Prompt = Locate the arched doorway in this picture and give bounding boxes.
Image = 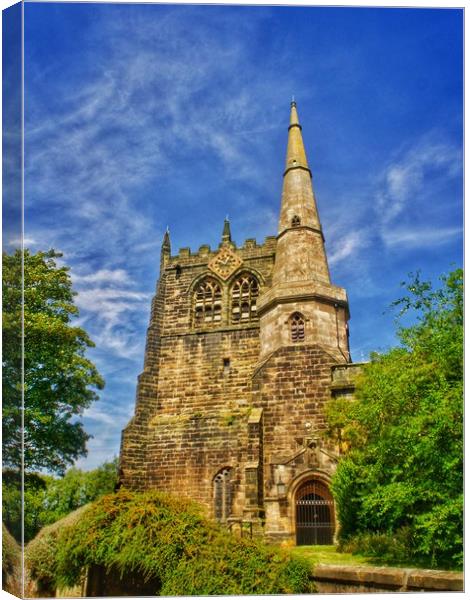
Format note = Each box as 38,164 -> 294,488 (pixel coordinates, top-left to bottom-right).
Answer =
295,479 -> 334,545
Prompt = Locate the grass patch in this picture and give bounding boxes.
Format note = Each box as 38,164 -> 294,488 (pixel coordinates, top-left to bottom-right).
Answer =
289,545 -> 374,568
289,544 -> 463,572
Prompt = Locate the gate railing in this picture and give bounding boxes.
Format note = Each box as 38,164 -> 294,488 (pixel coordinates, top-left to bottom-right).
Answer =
296,482 -> 335,545
226,518 -> 254,538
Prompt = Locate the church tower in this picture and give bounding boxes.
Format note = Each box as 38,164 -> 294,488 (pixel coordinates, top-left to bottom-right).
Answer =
119,102 -> 351,545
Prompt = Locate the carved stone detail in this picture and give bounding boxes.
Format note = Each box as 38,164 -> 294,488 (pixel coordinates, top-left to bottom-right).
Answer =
208,247 -> 243,280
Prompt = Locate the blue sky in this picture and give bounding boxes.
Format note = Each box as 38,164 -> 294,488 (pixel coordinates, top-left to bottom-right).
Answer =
15,3 -> 463,469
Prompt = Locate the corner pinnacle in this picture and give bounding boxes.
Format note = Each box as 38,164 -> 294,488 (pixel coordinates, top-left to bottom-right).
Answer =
222,218 -> 232,243
162,227 -> 171,252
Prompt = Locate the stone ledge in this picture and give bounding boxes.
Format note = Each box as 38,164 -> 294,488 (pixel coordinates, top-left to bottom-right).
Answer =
313,565 -> 403,589
312,564 -> 463,593
407,568 -> 464,591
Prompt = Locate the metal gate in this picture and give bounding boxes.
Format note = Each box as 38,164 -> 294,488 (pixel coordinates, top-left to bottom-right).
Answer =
295,480 -> 334,545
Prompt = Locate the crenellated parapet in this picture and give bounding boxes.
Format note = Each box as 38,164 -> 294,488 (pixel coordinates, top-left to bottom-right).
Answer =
145,232 -> 278,339
168,235 -> 277,266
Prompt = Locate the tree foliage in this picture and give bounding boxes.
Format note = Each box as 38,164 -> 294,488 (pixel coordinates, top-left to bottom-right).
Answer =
2,249 -> 104,473
26,489 -> 313,596
3,459 -> 118,543
325,269 -> 463,569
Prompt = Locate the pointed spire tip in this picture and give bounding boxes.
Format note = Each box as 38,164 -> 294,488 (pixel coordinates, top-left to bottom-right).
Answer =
222,217 -> 232,242
162,227 -> 171,245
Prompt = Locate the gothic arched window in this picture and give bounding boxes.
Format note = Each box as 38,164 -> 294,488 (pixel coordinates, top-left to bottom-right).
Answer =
290,312 -> 305,342
291,215 -> 301,227
231,274 -> 259,323
193,278 -> 222,326
213,467 -> 232,522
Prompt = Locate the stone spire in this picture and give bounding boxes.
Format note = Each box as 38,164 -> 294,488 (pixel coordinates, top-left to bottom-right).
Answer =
256,102 -> 350,361
221,217 -> 232,243
274,101 -> 330,285
284,101 -> 309,175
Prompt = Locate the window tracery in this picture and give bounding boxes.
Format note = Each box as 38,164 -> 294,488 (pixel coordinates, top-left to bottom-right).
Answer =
193,278 -> 222,326
290,312 -> 305,342
231,274 -> 259,323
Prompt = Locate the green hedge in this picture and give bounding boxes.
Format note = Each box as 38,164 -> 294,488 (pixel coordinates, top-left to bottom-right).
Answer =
26,489 -> 313,595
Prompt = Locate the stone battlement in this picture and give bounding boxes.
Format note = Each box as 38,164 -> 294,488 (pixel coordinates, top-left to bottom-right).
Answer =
171,236 -> 277,265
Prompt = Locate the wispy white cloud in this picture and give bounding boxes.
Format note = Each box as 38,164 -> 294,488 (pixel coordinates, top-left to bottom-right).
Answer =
83,403 -> 133,427
376,137 -> 461,225
24,5 -> 293,308
329,230 -> 370,266
322,133 -> 461,287
6,237 -> 38,248
382,226 -> 462,248
74,284 -> 151,359
72,269 -> 132,285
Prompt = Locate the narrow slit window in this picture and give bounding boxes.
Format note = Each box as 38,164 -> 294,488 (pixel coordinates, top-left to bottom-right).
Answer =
291,312 -> 305,342
291,215 -> 301,227
213,467 -> 232,522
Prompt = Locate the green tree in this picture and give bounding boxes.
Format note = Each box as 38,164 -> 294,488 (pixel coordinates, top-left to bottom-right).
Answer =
325,269 -> 463,569
3,459 -> 119,542
2,249 -> 104,474
2,470 -> 48,542
38,458 -> 119,527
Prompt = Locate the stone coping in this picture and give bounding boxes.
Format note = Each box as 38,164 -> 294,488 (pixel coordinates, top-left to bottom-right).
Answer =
312,564 -> 463,592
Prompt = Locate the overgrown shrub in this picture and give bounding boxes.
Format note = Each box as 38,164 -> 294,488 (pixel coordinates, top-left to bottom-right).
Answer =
26,489 -> 313,595
2,522 -> 22,596
339,527 -> 414,566
161,530 -> 311,595
26,505 -> 89,594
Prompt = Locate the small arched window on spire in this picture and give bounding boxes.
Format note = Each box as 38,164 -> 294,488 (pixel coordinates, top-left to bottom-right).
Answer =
213,467 -> 232,522
290,312 -> 305,343
231,274 -> 259,323
291,215 -> 301,227
194,277 -> 222,326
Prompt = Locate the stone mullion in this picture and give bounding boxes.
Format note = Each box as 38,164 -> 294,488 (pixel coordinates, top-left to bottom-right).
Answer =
222,282 -> 230,326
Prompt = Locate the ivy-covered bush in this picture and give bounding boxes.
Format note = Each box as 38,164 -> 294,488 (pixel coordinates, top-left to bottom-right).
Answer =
2,523 -> 22,597
26,505 -> 89,595
26,489 -> 313,595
